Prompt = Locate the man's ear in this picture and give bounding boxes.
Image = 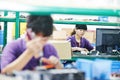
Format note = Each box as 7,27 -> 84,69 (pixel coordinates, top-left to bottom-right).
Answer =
36,33 -> 44,37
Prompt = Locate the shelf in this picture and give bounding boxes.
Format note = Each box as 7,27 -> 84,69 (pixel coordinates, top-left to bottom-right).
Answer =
1,6 -> 120,17
69,52 -> 120,61
61,54 -> 120,61
0,18 -> 120,26
71,55 -> 120,61
54,20 -> 120,26
0,18 -> 26,22
0,18 -> 16,22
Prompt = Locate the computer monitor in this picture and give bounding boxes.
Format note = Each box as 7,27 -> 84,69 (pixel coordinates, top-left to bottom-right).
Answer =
96,28 -> 120,54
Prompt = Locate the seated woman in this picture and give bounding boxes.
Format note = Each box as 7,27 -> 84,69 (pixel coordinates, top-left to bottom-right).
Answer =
67,24 -> 94,54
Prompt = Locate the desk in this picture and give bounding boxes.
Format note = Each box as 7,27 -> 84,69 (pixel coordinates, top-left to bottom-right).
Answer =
62,52 -> 120,61
72,54 -> 120,60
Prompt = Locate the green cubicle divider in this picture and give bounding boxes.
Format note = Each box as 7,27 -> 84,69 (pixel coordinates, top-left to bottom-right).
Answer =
15,12 -> 20,39
3,11 -> 8,47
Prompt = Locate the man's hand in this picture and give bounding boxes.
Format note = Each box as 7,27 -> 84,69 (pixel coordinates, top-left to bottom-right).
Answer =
41,56 -> 63,69
26,37 -> 45,58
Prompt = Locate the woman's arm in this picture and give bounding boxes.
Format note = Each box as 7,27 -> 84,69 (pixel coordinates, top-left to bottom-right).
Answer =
72,47 -> 78,51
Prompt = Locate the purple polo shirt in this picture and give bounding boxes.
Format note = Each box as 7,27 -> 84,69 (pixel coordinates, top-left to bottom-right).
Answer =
67,35 -> 93,51
1,38 -> 58,70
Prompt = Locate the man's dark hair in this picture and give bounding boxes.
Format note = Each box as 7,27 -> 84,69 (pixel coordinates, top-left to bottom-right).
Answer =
27,15 -> 53,37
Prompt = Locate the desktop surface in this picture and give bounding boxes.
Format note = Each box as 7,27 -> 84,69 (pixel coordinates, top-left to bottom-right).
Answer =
72,52 -> 120,61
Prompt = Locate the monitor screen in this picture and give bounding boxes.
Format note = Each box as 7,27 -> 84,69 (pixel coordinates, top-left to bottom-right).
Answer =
96,28 -> 120,54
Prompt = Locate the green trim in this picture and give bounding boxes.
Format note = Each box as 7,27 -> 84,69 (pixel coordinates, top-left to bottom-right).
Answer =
61,52 -> 120,61
3,11 -> 8,47
71,55 -> 120,61
0,4 -> 120,16
0,18 -> 120,26
20,18 -> 26,22
54,20 -> 120,26
15,12 -> 20,39
0,18 -> 16,22
27,6 -> 120,17
61,55 -> 120,61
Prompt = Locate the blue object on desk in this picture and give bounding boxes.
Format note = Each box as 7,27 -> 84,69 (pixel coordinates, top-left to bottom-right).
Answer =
92,59 -> 111,80
76,59 -> 93,80
0,54 -> 1,73
64,64 -> 73,69
0,30 -> 3,45
93,59 -> 120,80
76,59 -> 120,80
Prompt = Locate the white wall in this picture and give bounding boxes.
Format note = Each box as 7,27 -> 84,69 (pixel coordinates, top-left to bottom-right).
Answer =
2,0 -> 119,9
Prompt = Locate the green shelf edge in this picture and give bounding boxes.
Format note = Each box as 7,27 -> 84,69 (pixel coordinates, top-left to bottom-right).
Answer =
0,3 -> 120,16
54,20 -> 120,26
0,18 -> 120,26
15,12 -> 20,39
0,18 -> 16,22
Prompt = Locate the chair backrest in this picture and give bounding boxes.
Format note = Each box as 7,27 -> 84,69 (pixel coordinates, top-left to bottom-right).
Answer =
0,54 -> 1,73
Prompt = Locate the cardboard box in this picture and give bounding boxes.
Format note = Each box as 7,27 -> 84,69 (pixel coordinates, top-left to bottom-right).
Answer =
83,30 -> 96,43
52,29 -> 96,43
52,31 -> 67,40
48,40 -> 71,59
62,28 -> 73,37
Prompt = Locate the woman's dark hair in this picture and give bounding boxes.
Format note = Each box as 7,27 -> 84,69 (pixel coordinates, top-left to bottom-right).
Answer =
27,15 -> 53,37
71,24 -> 87,36
71,29 -> 76,36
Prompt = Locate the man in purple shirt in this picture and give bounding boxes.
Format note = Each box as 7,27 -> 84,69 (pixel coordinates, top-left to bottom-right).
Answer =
1,15 -> 63,74
67,24 -> 93,52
